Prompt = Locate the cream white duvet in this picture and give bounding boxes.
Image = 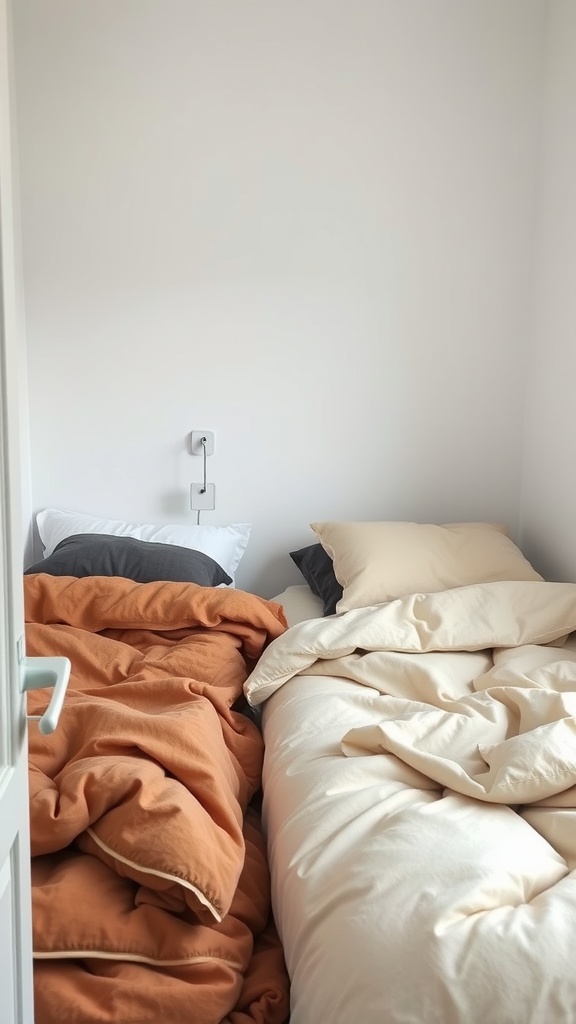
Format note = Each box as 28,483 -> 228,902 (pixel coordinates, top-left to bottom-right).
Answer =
245,581 -> 576,1024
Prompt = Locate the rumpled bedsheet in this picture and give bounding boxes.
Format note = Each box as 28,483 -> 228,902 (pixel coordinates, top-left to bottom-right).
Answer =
245,579 -> 576,1024
25,573 -> 290,1024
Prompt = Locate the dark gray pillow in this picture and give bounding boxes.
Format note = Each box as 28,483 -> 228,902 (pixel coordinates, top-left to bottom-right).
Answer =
24,533 -> 232,587
289,542 -> 343,615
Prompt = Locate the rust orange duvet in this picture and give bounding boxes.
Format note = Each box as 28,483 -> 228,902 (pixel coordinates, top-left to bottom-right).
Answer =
24,573 -> 290,1024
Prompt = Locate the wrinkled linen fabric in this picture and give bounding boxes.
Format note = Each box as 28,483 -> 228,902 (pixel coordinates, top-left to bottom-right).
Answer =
25,573 -> 290,1024
245,580 -> 576,1024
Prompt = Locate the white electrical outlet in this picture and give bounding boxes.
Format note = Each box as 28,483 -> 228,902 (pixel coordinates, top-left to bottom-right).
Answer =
190,482 -> 215,510
190,431 -> 215,456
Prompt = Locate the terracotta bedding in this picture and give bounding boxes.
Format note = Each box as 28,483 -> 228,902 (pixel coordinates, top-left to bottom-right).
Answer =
24,573 -> 290,1024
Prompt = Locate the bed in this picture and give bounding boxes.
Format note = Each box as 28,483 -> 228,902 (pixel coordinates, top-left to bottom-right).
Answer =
24,509 -> 291,1024
246,521 -> 576,1024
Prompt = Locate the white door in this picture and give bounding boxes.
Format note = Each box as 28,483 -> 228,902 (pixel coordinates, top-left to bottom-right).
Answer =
0,3 -> 69,1021
0,0 -> 35,1019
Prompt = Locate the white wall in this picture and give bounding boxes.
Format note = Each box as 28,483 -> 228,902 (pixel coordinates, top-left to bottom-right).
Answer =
520,0 -> 576,582
13,0 -> 546,595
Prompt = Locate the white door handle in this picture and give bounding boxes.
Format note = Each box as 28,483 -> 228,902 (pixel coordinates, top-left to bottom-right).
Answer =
22,656 -> 71,734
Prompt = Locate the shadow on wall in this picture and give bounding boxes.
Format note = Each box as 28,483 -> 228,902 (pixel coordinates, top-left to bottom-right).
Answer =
240,552 -> 302,601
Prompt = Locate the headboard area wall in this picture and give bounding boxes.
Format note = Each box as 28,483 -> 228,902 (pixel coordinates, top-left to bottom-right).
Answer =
13,1 -> 549,596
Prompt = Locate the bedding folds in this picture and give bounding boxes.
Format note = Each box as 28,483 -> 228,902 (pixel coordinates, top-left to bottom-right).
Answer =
24,573 -> 290,1024
245,580 -> 576,1024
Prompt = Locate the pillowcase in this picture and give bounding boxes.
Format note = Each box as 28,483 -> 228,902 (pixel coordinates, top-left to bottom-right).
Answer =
24,533 -> 232,587
35,508 -> 251,581
310,521 -> 543,613
289,542 -> 343,615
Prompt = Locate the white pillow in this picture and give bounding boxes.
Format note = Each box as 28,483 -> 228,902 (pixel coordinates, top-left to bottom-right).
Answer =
311,520 -> 543,612
36,508 -> 251,581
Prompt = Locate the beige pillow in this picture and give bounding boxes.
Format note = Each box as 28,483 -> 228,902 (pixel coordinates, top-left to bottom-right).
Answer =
310,521 -> 543,612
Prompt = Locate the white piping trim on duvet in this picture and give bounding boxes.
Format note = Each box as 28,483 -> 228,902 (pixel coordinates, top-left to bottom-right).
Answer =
85,826 -> 222,922
33,951 -> 243,969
